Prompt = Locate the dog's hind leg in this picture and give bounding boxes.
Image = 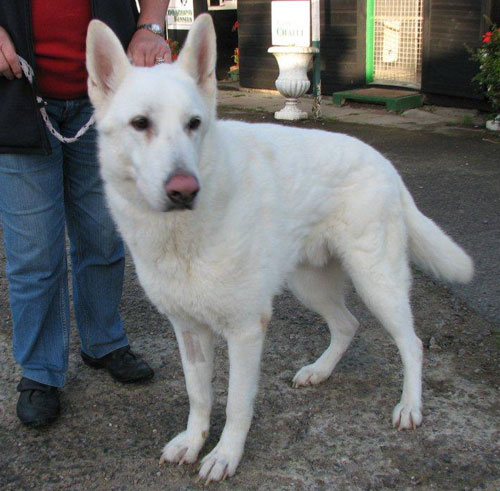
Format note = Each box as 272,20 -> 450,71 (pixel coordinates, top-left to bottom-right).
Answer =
160,317 -> 214,466
342,249 -> 423,430
288,261 -> 359,388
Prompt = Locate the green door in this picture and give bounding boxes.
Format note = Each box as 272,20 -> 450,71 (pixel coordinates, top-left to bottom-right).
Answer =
366,0 -> 424,89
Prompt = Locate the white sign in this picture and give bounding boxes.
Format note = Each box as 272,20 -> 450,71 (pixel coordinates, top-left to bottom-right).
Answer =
382,20 -> 400,63
271,1 -> 310,47
167,0 -> 194,30
207,0 -> 237,10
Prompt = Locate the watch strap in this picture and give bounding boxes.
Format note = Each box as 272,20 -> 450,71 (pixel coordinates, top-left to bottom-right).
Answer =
136,23 -> 165,37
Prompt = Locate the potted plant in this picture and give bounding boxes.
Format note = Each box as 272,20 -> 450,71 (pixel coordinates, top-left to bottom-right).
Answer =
167,38 -> 180,61
470,24 -> 500,130
228,21 -> 239,82
228,47 -> 239,81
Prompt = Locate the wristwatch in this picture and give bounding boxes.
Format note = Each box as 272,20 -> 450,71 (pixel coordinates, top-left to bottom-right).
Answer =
136,23 -> 165,37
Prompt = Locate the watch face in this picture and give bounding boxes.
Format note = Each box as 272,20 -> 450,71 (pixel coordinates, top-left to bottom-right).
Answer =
139,24 -> 164,36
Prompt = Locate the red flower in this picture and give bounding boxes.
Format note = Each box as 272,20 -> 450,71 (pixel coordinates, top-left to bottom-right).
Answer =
172,53 -> 178,61
482,28 -> 500,44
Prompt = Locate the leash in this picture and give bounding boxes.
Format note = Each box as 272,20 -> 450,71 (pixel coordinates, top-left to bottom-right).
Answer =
17,55 -> 95,144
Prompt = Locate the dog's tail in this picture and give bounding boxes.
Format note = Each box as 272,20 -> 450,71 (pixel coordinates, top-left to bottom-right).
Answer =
400,183 -> 473,284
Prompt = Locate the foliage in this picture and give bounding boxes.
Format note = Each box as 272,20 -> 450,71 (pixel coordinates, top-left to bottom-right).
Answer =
470,25 -> 500,112
167,38 -> 180,61
230,21 -> 239,69
232,47 -> 239,67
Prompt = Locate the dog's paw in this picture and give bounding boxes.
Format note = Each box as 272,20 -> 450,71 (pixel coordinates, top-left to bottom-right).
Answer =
197,444 -> 242,484
292,363 -> 331,388
159,430 -> 207,466
392,402 -> 423,430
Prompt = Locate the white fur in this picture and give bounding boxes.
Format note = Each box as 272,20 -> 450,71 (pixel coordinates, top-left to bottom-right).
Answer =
86,15 -> 474,483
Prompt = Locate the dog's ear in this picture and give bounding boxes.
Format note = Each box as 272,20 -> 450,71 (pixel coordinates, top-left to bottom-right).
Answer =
178,14 -> 217,101
86,20 -> 131,115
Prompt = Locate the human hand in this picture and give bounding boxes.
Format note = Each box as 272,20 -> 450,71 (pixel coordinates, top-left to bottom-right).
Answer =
127,29 -> 171,67
0,26 -> 22,79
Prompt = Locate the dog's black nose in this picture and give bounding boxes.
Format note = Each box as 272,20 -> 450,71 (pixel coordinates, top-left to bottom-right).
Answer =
165,171 -> 200,206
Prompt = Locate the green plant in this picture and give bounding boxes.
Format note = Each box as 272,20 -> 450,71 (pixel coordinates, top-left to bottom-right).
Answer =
460,115 -> 471,126
232,47 -> 239,67
470,24 -> 500,112
167,38 -> 180,61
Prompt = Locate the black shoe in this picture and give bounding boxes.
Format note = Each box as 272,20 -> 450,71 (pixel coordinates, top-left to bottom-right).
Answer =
16,377 -> 60,428
81,345 -> 154,384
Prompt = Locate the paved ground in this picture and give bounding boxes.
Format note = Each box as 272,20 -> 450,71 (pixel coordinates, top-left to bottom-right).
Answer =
217,82 -> 488,133
0,93 -> 499,490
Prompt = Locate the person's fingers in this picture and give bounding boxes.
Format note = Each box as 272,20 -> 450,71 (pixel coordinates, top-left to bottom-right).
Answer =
164,49 -> 172,63
144,45 -> 156,67
128,43 -> 148,66
161,44 -> 172,63
148,44 -> 171,66
128,31 -> 150,66
146,40 -> 168,66
0,50 -> 15,80
127,45 -> 144,66
154,49 -> 166,65
3,45 -> 22,78
133,49 -> 147,67
128,30 -> 172,67
0,26 -> 21,79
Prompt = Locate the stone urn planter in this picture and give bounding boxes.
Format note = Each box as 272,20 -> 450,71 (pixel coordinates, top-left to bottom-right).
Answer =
268,46 -> 319,120
486,114 -> 500,131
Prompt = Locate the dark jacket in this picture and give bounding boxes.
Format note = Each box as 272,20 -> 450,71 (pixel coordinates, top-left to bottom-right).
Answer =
0,0 -> 139,155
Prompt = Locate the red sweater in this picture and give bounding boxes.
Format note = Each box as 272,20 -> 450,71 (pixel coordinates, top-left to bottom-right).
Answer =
31,0 -> 92,99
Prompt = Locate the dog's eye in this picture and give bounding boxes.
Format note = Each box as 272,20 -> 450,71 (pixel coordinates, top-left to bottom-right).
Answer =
131,116 -> 150,131
187,116 -> 201,131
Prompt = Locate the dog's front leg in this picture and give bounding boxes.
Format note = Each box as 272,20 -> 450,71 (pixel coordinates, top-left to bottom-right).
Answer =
198,324 -> 265,483
160,317 -> 214,466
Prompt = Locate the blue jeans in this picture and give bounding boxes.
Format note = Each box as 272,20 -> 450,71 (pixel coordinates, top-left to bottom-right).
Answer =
0,98 -> 128,387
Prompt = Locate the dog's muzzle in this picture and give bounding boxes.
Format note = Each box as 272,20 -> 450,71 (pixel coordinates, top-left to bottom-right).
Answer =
165,170 -> 200,210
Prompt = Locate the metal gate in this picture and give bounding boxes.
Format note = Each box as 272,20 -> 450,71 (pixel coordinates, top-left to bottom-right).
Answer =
370,0 -> 424,88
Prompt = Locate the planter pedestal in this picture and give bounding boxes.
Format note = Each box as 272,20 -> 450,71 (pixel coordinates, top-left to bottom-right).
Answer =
486,114 -> 500,131
268,46 -> 319,121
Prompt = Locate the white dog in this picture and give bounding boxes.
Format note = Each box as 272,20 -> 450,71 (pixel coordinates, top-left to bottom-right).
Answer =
86,15 -> 473,483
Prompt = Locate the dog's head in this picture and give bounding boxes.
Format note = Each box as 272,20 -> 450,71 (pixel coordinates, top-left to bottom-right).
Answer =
86,14 -> 217,212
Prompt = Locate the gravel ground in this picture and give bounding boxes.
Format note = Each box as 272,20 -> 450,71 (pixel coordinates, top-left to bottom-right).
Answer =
1,109 -> 499,490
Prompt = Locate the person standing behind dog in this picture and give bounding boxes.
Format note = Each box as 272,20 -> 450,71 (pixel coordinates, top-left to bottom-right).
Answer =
0,0 -> 170,428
